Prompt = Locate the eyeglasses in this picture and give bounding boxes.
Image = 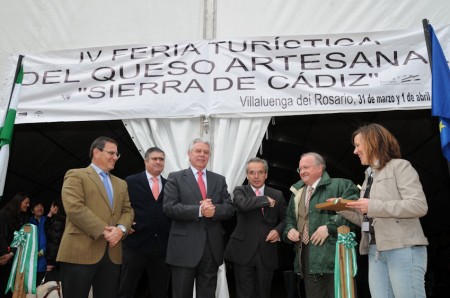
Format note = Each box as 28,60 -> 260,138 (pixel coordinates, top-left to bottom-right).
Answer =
99,149 -> 121,158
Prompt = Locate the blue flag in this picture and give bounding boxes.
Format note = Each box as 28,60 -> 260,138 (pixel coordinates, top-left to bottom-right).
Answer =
429,24 -> 450,161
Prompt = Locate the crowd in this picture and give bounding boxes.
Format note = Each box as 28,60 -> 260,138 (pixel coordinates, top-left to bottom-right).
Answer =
0,123 -> 429,298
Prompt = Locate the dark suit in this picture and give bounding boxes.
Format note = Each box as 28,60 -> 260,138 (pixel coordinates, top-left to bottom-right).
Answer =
57,165 -> 134,298
163,168 -> 234,298
224,185 -> 286,298
119,171 -> 171,298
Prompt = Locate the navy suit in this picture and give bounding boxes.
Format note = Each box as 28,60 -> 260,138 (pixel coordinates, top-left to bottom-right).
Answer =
163,168 -> 234,298
225,185 -> 286,298
119,171 -> 171,298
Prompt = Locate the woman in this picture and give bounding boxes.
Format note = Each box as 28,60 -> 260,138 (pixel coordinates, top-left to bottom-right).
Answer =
342,123 -> 428,298
0,193 -> 30,298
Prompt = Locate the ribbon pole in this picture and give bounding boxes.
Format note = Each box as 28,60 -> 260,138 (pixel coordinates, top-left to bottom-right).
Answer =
5,223 -> 38,296
334,225 -> 358,298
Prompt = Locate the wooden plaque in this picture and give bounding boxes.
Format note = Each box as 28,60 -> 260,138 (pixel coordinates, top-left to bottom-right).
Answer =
315,198 -> 353,211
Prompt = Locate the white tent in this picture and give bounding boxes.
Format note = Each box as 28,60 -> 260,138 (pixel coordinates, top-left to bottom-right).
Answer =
1,0 -> 449,185
1,1 -> 450,296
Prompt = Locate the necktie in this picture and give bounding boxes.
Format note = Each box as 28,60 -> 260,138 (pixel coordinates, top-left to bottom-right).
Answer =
100,171 -> 113,207
255,188 -> 264,215
197,171 -> 207,200
363,173 -> 373,198
151,177 -> 159,200
302,186 -> 314,244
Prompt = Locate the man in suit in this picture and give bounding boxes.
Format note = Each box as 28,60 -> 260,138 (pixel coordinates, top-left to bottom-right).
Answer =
163,138 -> 234,298
119,147 -> 171,298
225,157 -> 286,298
57,136 -> 134,298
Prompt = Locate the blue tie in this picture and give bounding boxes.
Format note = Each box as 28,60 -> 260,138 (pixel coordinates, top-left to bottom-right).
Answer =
100,172 -> 113,207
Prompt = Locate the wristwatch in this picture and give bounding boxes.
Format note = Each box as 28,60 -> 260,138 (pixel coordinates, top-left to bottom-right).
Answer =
116,224 -> 127,239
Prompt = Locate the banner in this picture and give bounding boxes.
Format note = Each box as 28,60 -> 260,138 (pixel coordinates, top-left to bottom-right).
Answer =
1,25 -> 450,124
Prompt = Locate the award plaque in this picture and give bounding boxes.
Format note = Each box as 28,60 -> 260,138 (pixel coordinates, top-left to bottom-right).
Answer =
315,198 -> 353,211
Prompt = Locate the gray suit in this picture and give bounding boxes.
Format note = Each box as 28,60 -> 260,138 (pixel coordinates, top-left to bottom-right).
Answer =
163,168 -> 234,298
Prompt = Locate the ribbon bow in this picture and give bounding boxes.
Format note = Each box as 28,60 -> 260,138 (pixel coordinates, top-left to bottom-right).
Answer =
337,232 -> 357,249
5,223 -> 38,295
334,231 -> 358,298
10,230 -> 27,247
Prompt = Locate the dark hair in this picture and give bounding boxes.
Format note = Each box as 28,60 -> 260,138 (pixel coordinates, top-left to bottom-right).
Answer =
30,200 -> 44,210
144,147 -> 165,159
1,192 -> 30,231
89,136 -> 118,159
352,123 -> 401,170
51,199 -> 66,216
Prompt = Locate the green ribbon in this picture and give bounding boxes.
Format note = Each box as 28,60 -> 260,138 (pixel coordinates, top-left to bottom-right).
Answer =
334,232 -> 358,298
5,223 -> 38,295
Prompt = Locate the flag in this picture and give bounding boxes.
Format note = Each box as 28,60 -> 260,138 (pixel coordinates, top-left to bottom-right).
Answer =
0,61 -> 23,201
429,25 -> 450,161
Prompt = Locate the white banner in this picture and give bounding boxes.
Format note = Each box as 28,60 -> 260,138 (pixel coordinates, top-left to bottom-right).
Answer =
2,25 -> 450,124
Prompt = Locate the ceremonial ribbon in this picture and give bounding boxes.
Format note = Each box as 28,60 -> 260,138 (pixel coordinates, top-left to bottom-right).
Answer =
334,231 -> 358,298
5,223 -> 38,295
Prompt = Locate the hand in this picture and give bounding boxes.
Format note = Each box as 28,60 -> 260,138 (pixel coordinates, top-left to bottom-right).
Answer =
267,197 -> 276,208
310,225 -> 329,246
266,229 -> 280,243
0,253 -> 13,266
47,265 -> 55,271
129,222 -> 136,235
103,226 -> 123,248
200,199 -> 215,218
287,228 -> 300,242
346,198 -> 369,214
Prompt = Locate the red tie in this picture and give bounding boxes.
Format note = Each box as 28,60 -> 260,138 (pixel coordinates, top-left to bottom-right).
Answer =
151,177 -> 159,200
302,186 -> 314,244
197,171 -> 207,200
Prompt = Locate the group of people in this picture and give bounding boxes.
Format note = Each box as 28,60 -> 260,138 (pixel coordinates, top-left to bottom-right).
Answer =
0,123 -> 429,298
0,194 -> 66,298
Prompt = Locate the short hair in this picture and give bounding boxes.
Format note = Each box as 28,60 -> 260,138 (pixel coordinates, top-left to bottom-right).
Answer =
300,152 -> 326,171
30,200 -> 44,210
144,147 -> 165,159
352,123 -> 401,170
89,136 -> 118,159
246,157 -> 269,173
188,138 -> 211,152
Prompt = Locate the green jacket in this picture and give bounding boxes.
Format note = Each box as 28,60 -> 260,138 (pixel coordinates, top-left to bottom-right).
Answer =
282,171 -> 359,275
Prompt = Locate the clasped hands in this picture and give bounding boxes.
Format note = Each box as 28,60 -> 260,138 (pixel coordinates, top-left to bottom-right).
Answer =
200,198 -> 216,218
103,226 -> 124,248
287,225 -> 329,246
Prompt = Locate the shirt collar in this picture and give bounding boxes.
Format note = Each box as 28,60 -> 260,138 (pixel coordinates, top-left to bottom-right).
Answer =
251,185 -> 265,194
90,163 -> 104,175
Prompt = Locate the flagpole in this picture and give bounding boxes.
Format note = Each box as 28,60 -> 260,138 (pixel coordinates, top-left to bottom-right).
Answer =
422,20 -> 450,174
0,55 -> 24,202
422,19 -> 432,71
0,56 -> 23,127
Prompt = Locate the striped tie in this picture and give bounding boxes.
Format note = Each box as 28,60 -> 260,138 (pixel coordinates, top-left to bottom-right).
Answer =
302,186 -> 314,244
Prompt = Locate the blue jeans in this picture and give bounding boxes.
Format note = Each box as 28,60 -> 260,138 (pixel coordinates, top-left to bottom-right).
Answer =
368,245 -> 427,298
